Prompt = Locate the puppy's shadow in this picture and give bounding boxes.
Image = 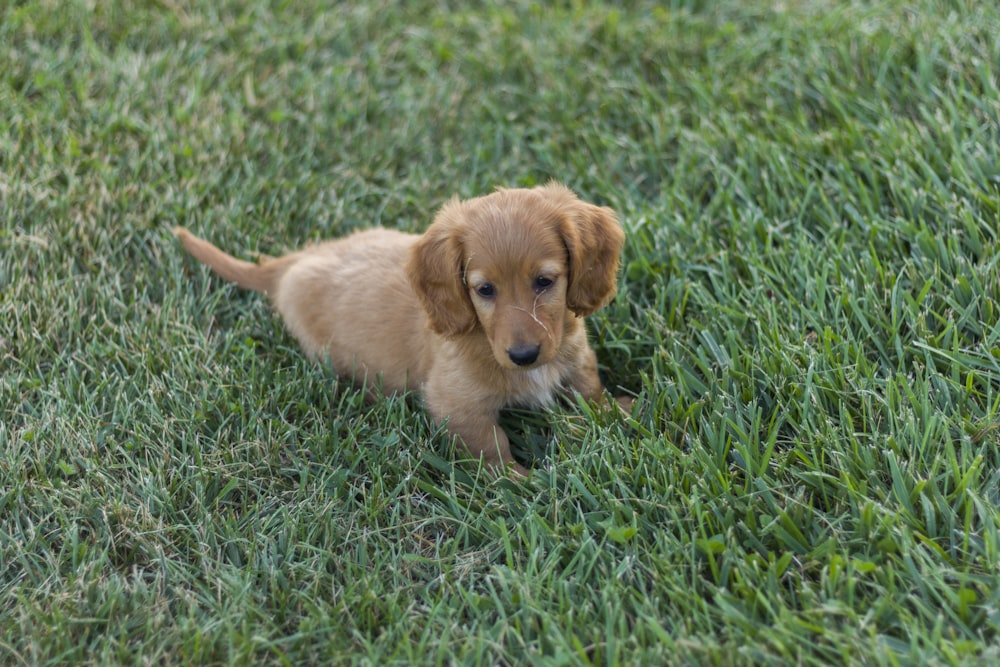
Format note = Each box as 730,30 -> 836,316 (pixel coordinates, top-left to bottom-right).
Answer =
499,407 -> 554,470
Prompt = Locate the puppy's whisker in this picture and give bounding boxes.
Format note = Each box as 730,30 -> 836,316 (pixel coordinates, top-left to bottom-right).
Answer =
461,253 -> 476,286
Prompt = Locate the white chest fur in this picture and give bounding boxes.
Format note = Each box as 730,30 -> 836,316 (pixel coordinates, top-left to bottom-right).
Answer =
513,364 -> 564,408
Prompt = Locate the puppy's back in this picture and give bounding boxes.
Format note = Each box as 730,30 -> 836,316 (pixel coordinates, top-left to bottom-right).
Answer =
272,229 -> 434,390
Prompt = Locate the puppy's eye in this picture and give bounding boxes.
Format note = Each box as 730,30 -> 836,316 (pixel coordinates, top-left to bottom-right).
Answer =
534,276 -> 554,291
475,283 -> 496,298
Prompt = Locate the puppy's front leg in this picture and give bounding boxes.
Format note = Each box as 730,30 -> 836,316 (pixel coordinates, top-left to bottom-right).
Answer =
564,346 -> 607,402
446,413 -> 530,477
423,374 -> 528,476
565,346 -> 634,412
424,382 -> 528,476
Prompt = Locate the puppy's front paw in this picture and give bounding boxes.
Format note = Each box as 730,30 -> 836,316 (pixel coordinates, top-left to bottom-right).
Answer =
614,395 -> 635,413
506,461 -> 531,478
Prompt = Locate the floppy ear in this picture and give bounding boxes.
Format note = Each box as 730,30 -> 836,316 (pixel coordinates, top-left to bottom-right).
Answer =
558,192 -> 625,317
407,199 -> 478,337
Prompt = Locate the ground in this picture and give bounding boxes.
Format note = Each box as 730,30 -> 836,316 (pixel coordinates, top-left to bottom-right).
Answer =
1,1 -> 999,664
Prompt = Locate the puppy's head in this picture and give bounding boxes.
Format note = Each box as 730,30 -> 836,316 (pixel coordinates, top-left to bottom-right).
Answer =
408,183 -> 624,371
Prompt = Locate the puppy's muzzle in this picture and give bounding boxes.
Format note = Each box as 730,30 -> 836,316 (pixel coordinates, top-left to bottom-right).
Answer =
507,344 -> 541,367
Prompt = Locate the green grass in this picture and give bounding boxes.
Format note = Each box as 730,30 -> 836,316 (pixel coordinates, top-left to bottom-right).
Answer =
2,0 -> 999,664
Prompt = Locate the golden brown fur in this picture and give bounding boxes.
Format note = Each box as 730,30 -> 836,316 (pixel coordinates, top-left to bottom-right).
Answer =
173,183 -> 625,475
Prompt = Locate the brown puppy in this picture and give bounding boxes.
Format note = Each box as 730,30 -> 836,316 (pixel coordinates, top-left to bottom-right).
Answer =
173,183 -> 625,475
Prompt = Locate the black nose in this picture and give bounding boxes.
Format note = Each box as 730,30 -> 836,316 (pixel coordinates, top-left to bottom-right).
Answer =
507,344 -> 541,367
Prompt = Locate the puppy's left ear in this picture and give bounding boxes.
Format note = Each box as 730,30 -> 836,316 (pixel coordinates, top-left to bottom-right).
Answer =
559,194 -> 625,317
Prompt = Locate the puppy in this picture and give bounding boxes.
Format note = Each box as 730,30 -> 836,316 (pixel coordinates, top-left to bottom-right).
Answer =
173,183 -> 625,475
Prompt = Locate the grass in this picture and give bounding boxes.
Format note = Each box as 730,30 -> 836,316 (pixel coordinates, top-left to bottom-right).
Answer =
2,0 -> 999,664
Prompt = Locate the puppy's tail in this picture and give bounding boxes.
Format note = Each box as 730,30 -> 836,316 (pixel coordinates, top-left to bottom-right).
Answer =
172,227 -> 289,294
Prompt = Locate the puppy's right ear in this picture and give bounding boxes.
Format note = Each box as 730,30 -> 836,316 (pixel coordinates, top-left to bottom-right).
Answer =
407,199 -> 477,337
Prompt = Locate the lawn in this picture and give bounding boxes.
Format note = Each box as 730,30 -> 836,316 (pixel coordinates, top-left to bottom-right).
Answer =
2,0 -> 999,664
